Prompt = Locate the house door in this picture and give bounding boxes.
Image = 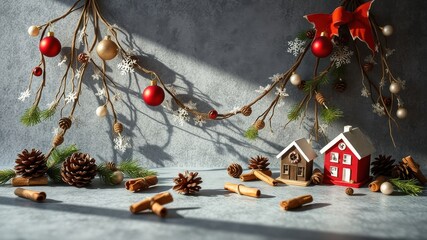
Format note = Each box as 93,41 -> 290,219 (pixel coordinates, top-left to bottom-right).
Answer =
342,168 -> 351,182
289,165 -> 298,180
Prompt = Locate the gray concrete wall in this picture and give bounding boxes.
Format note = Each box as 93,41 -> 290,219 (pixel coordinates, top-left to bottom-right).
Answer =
0,0 -> 426,168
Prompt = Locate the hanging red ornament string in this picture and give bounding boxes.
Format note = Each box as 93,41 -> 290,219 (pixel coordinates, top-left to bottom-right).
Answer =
142,80 -> 165,106
39,31 -> 62,57
305,0 -> 376,53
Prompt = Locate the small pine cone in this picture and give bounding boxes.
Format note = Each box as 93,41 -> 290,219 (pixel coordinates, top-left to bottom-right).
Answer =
345,187 -> 354,195
391,162 -> 415,180
61,152 -> 97,187
333,79 -> 346,93
173,171 -> 203,195
297,80 -> 306,90
227,163 -> 243,178
52,134 -> 64,147
382,97 -> 392,107
15,149 -> 47,178
240,106 -> 252,116
306,29 -> 316,39
371,154 -> 395,177
363,62 -> 374,72
78,53 -> 89,63
106,162 -> 118,171
248,155 -> 270,171
58,117 -> 72,130
311,168 -> 324,185
254,120 -> 265,130
113,122 -> 123,134
315,92 -> 326,105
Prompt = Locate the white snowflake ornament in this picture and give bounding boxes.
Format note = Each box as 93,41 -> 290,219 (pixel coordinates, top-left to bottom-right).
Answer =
287,38 -> 306,56
275,87 -> 289,98
173,108 -> 190,126
114,135 -> 131,153
117,56 -> 137,75
330,46 -> 353,68
65,92 -> 77,104
95,87 -> 106,100
269,73 -> 283,82
361,87 -> 370,98
372,103 -> 385,116
255,84 -> 271,93
193,115 -> 206,127
18,89 -> 31,102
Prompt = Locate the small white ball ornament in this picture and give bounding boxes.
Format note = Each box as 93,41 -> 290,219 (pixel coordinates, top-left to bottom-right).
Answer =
389,82 -> 401,94
28,25 -> 40,37
380,182 -> 394,195
396,107 -> 408,119
96,105 -> 108,117
290,73 -> 302,86
382,25 -> 394,37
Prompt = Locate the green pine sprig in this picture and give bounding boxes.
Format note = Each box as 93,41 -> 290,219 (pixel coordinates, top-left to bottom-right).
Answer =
47,144 -> 79,167
118,160 -> 156,178
40,107 -> 57,121
303,75 -> 330,93
244,126 -> 258,140
389,178 -> 423,196
320,107 -> 344,124
287,104 -> 303,122
20,106 -> 42,126
97,163 -> 115,185
46,164 -> 63,183
296,30 -> 310,41
0,169 -> 16,185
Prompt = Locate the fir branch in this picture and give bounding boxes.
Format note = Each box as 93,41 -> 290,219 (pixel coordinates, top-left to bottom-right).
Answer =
47,144 -> 79,167
0,169 -> 16,185
40,107 -> 57,120
20,106 -> 41,126
97,163 -> 115,185
296,30 -> 309,41
390,178 -> 423,196
287,104 -> 303,121
118,159 -> 156,178
320,107 -> 343,124
244,126 -> 258,140
331,65 -> 345,78
46,164 -> 63,183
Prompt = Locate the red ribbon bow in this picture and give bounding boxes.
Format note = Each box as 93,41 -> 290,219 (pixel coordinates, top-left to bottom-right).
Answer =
305,0 -> 376,53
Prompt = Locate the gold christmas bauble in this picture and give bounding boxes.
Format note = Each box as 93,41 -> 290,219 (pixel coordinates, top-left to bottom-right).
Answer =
28,25 -> 39,37
396,107 -> 408,119
290,72 -> 302,86
96,105 -> 108,117
382,25 -> 394,37
96,36 -> 119,60
389,82 -> 401,94
111,171 -> 124,185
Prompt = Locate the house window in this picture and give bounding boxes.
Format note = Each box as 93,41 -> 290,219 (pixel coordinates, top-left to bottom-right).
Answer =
330,152 -> 339,163
343,154 -> 352,165
297,167 -> 304,177
283,165 -> 289,175
330,166 -> 338,177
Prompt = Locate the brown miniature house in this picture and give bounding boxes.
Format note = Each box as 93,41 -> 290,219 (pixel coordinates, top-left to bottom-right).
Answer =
276,138 -> 317,186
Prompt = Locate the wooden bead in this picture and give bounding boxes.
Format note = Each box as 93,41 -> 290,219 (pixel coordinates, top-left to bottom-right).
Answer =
240,106 -> 252,116
113,122 -> 123,134
52,135 -> 64,147
345,187 -> 354,195
315,92 -> 326,105
254,120 -> 265,130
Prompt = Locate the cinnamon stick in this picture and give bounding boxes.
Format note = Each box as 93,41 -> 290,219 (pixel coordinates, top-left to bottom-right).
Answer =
129,192 -> 174,217
125,176 -> 158,192
224,182 -> 260,198
253,170 -> 278,186
368,176 -> 387,192
402,156 -> 427,185
280,195 -> 313,210
14,188 -> 46,202
240,170 -> 272,181
12,176 -> 48,187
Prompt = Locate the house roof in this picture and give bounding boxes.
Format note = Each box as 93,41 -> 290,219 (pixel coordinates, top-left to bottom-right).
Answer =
319,127 -> 375,159
276,138 -> 317,162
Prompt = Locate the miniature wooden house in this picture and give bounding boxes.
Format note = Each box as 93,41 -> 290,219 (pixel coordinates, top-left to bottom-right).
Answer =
320,125 -> 375,188
276,138 -> 317,186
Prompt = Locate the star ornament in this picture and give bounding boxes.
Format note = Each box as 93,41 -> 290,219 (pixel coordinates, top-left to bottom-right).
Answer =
305,0 -> 376,53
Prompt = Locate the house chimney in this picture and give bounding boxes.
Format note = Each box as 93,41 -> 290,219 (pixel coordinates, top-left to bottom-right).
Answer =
344,125 -> 352,132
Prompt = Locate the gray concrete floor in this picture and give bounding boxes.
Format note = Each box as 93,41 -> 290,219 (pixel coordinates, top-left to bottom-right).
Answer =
0,168 -> 426,240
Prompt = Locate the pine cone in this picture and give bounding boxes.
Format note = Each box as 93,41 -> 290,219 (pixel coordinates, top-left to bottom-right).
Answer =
227,163 -> 243,178
306,29 -> 315,39
173,171 -> 202,195
363,62 -> 374,72
78,53 -> 89,63
297,80 -> 306,90
333,79 -> 346,93
371,155 -> 395,177
311,168 -> 324,185
106,162 -> 118,171
391,162 -> 415,180
345,187 -> 354,195
61,152 -> 97,187
248,155 -> 270,171
59,117 -> 72,130
382,97 -> 392,107
15,149 -> 47,178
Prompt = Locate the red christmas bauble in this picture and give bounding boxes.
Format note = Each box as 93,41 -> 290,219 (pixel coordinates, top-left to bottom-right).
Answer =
311,36 -> 333,58
208,110 -> 218,119
32,67 -> 42,76
39,32 -> 61,57
142,84 -> 165,106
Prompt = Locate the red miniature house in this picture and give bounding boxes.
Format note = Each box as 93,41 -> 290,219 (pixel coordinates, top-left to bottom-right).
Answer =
320,126 -> 375,188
